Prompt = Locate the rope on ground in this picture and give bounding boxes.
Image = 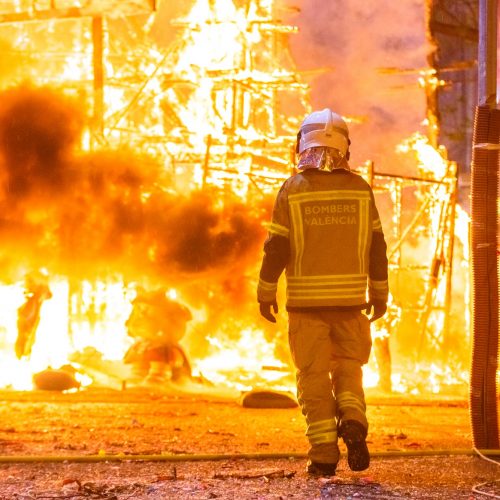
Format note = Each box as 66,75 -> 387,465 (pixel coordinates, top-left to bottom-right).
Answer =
472,481 -> 500,499
472,447 -> 500,499
474,448 -> 500,466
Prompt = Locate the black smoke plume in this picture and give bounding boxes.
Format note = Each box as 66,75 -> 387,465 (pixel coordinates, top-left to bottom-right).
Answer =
0,84 -> 83,198
0,85 -> 269,283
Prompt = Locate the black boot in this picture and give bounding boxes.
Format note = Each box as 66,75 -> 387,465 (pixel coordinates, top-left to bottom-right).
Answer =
306,459 -> 337,476
339,420 -> 370,471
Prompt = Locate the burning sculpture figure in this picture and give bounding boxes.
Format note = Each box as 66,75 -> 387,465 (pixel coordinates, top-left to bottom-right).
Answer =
257,109 -> 389,476
16,270 -> 53,359
124,288 -> 193,384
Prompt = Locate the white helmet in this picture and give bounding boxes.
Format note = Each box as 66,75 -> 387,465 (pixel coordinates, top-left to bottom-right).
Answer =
297,108 -> 349,156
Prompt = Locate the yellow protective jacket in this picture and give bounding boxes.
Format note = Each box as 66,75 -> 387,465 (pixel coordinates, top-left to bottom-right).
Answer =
257,169 -> 388,309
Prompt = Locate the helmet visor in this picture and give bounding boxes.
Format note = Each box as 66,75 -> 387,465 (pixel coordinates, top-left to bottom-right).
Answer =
297,147 -> 348,172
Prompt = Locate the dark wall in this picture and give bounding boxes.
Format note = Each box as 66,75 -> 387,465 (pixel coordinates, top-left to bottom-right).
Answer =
427,0 -> 479,202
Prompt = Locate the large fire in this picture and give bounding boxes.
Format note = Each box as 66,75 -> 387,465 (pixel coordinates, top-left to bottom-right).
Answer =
0,0 -> 470,397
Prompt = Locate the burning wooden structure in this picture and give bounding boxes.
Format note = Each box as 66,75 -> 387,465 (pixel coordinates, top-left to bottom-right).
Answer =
0,0 -> 472,398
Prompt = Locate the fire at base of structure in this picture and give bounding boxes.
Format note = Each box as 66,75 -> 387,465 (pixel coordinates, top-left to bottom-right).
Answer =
0,0 -> 471,396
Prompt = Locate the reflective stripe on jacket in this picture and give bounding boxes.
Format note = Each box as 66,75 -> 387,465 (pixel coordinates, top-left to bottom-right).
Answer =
257,169 -> 389,308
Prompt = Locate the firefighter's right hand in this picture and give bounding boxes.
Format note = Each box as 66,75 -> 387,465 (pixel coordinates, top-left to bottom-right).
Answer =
365,300 -> 387,322
259,300 -> 278,323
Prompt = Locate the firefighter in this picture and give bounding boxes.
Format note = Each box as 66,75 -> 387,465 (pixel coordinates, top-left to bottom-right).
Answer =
257,108 -> 389,476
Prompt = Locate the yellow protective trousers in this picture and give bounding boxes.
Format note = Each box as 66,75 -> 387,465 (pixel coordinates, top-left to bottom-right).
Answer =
288,309 -> 372,464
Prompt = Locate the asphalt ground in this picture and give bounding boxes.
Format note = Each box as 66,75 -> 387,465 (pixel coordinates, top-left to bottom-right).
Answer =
0,387 -> 497,499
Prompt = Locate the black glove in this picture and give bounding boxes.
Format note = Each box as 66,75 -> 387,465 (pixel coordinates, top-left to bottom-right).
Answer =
365,300 -> 387,322
259,300 -> 278,323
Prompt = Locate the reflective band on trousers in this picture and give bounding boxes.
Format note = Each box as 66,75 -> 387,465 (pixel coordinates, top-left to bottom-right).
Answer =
305,418 -> 337,445
336,391 -> 366,414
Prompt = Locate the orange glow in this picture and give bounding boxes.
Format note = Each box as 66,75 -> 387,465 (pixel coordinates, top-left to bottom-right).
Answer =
194,328 -> 290,392
0,0 -> 470,397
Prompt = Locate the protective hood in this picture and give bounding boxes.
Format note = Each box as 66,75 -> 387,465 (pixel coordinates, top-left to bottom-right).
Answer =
297,146 -> 350,172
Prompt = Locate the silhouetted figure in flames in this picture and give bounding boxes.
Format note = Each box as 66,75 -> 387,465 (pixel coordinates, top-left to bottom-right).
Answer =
16,271 -> 53,359
124,288 -> 193,385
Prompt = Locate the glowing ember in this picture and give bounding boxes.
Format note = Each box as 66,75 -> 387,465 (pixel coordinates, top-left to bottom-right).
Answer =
194,328 -> 292,392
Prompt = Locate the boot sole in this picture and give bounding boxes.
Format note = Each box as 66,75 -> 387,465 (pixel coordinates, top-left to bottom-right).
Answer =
340,421 -> 370,471
306,461 -> 337,476
344,437 -> 370,471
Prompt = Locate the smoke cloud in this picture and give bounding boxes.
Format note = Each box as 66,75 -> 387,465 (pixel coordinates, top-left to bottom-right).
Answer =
282,0 -> 429,172
0,85 -> 83,198
0,86 -> 268,283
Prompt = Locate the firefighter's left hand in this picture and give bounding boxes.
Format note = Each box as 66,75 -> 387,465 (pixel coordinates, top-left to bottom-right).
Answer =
259,300 -> 278,323
365,300 -> 387,322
